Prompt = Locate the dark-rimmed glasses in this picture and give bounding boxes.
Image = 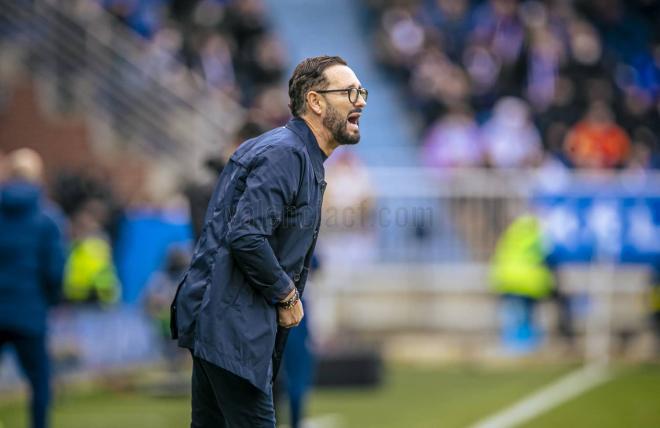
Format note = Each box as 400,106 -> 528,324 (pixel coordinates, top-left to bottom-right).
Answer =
314,87 -> 368,103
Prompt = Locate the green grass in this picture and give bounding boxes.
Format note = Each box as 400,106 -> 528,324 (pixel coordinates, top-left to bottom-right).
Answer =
307,364 -> 573,428
0,390 -> 190,428
522,364 -> 660,428
1,363 -> 659,428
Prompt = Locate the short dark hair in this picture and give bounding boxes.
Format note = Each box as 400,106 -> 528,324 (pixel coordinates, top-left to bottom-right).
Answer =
288,55 -> 348,117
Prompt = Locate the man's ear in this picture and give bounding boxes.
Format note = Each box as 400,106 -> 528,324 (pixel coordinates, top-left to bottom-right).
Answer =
306,91 -> 323,115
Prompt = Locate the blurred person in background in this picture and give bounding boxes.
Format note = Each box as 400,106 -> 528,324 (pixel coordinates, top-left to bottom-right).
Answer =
421,104 -> 485,169
563,100 -> 631,169
143,245 -> 191,368
0,148 -> 66,428
276,254 -> 322,428
171,55 -> 367,427
490,214 -> 554,354
49,166 -> 123,307
249,86 -> 292,129
481,97 -> 544,168
416,0 -> 471,63
62,198 -> 121,306
197,33 -> 237,94
470,0 -> 526,94
322,150 -> 376,264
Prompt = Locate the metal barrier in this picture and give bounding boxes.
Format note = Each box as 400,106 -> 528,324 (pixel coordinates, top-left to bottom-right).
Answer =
319,167 -> 660,265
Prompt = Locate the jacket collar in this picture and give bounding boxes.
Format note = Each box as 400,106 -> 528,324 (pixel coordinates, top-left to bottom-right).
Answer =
285,117 -> 327,183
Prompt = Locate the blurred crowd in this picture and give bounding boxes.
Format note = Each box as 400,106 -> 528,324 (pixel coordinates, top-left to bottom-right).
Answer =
363,0 -> 660,170
101,0 -> 291,132
0,0 -> 293,162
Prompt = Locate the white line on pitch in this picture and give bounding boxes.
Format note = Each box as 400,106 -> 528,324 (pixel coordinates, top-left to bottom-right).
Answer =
469,363 -> 612,428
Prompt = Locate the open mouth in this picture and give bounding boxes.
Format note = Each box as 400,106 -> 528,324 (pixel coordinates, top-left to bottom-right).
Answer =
347,112 -> 361,129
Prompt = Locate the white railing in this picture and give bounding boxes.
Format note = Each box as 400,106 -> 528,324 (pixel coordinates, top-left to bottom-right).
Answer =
318,167 -> 660,265
0,0 -> 244,179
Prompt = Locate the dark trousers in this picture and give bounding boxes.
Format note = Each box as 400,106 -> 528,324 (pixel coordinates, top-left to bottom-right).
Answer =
0,329 -> 51,428
191,355 -> 275,428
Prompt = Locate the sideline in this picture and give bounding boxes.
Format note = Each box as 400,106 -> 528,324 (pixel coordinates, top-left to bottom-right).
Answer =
469,363 -> 612,428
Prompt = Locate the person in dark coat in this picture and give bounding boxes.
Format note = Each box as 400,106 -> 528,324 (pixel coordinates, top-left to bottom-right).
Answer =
0,149 -> 66,428
171,55 -> 367,427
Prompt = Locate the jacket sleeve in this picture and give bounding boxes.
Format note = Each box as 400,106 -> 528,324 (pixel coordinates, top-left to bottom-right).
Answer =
225,146 -> 302,304
39,215 -> 66,305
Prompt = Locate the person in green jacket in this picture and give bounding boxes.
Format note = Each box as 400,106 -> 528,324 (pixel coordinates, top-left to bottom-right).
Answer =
63,199 -> 120,305
490,214 -> 554,353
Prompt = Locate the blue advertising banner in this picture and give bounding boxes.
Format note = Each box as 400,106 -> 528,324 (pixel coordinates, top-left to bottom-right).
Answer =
533,174 -> 660,265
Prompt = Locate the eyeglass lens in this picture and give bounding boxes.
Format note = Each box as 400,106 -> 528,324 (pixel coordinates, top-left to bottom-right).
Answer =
349,88 -> 368,103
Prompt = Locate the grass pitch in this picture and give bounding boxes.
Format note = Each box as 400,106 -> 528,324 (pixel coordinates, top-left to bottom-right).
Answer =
1,363 -> 659,427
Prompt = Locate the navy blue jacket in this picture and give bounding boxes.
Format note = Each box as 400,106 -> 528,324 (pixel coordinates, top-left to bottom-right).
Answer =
0,180 -> 66,335
172,118 -> 326,392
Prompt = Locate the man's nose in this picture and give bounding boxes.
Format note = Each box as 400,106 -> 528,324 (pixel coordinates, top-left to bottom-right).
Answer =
355,93 -> 367,108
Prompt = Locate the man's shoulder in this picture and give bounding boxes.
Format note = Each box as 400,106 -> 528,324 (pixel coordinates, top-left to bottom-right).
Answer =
233,126 -> 307,165
33,208 -> 64,240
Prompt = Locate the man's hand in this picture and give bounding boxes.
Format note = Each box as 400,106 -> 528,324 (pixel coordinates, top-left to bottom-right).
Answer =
278,289 -> 304,328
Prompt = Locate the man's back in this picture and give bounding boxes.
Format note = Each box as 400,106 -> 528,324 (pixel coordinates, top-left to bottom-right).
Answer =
0,180 -> 65,335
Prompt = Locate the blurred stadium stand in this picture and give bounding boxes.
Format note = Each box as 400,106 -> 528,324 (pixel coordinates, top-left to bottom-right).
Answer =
0,0 -> 244,182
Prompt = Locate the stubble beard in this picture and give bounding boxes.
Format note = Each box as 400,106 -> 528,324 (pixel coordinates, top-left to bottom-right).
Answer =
323,103 -> 360,146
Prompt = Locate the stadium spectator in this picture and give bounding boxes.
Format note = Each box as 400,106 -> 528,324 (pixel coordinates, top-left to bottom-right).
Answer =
421,104 -> 485,168
249,85 -> 292,129
324,150 -> 374,223
409,49 -> 472,125
481,97 -> 544,168
323,150 -> 376,263
563,101 -> 631,169
373,5 -> 427,76
51,170 -> 123,245
0,148 -> 66,428
197,33 -> 238,94
417,0 -> 472,63
143,245 -> 191,368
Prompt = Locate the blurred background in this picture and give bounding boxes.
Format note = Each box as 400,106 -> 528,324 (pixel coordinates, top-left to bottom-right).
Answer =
0,0 -> 659,427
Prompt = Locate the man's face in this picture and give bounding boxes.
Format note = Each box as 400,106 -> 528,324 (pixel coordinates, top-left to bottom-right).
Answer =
320,65 -> 367,146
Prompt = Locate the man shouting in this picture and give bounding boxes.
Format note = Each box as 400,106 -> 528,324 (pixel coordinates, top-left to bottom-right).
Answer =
171,55 -> 368,427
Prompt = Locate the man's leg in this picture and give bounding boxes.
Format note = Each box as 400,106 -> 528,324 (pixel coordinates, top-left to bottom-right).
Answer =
12,332 -> 50,428
191,355 -> 226,428
195,356 -> 276,428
